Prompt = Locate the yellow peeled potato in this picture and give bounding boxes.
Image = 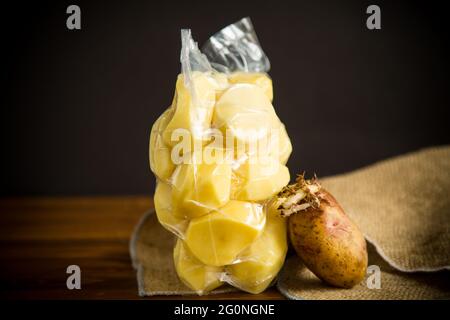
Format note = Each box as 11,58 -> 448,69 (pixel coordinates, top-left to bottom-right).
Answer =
174,239 -> 223,294
211,72 -> 229,100
185,200 -> 265,266
226,214 -> 287,294
154,182 -> 187,237
213,84 -> 280,149
171,162 -> 231,219
277,124 -> 292,165
234,157 -> 290,201
163,72 -> 217,147
149,109 -> 175,181
228,72 -> 273,101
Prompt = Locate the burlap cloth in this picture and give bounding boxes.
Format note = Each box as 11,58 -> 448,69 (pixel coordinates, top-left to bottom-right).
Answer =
130,210 -> 238,296
130,146 -> 450,299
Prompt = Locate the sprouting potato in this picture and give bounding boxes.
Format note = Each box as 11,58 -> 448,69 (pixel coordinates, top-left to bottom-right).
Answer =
277,175 -> 368,288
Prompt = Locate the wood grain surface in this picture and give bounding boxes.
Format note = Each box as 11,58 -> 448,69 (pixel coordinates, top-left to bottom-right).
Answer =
0,197 -> 284,300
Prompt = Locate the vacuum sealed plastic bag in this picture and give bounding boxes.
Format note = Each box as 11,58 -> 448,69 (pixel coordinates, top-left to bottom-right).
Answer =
149,17 -> 291,295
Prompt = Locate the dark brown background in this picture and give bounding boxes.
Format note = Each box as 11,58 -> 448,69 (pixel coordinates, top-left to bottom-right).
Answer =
1,0 -> 449,196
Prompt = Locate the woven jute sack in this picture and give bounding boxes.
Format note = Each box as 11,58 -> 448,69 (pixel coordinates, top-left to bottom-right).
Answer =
277,243 -> 449,300
130,210 -> 238,296
131,146 -> 450,299
320,146 -> 450,272
278,146 -> 450,299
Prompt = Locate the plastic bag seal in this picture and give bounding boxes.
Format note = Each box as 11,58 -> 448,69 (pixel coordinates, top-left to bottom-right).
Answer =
201,17 -> 270,73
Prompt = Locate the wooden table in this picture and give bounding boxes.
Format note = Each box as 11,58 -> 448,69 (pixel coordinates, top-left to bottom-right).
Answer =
0,197 -> 284,300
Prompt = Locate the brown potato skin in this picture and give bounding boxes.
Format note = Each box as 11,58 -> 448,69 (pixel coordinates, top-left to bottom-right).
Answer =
288,190 -> 368,288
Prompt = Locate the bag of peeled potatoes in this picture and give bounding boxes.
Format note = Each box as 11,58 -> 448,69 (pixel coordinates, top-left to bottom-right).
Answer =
148,17 -> 367,295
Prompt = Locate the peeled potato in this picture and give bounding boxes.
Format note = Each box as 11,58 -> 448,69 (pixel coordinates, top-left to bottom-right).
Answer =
154,182 -> 187,236
226,214 -> 287,294
174,239 -> 223,294
213,84 -> 280,149
185,200 -> 265,266
211,72 -> 229,100
228,72 -> 273,101
149,109 -> 175,181
163,72 -> 217,147
277,124 -> 292,165
234,157 -> 290,201
149,68 -> 294,295
171,162 -> 231,219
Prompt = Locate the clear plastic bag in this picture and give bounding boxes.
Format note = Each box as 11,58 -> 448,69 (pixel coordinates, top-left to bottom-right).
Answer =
149,18 -> 291,295
202,17 -> 270,73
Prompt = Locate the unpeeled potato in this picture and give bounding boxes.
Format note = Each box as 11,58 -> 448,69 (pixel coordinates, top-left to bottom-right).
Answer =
278,176 -> 368,288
